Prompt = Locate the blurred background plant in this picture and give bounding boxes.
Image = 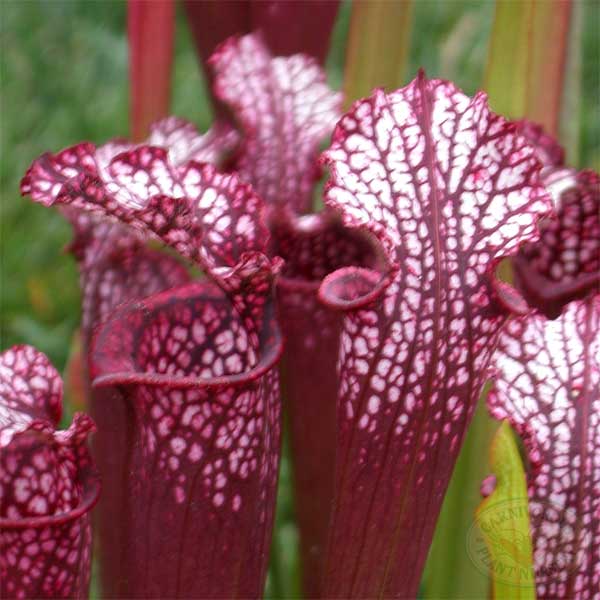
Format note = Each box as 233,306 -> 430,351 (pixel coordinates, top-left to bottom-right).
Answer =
1,1 -> 598,597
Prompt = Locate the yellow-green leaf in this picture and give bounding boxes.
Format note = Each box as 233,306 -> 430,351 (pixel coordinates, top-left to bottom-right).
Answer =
473,421 -> 536,599
343,0 -> 413,107
485,0 -> 572,136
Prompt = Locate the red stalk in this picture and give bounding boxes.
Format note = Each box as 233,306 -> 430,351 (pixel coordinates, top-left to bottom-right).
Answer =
272,214 -> 379,597
128,0 -> 175,141
183,0 -> 340,119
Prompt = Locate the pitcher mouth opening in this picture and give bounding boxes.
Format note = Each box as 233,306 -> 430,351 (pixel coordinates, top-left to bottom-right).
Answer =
318,266 -> 392,311
90,280 -> 283,390
271,211 -> 385,292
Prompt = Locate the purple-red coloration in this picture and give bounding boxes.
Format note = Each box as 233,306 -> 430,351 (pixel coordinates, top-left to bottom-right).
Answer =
516,119 -> 566,168
183,0 -> 249,121
513,169 -> 599,318
20,117 -> 280,599
0,346 -> 99,599
183,1 -> 340,118
21,117 -> 237,210
208,32 -> 375,594
24,142 -> 275,297
80,246 -> 190,342
210,33 -> 342,214
318,73 -> 552,597
49,151 -> 280,339
128,0 -> 174,141
89,281 -> 282,598
20,116 -> 239,339
272,213 -> 378,597
489,298 -> 600,598
250,1 -> 340,64
79,245 -> 189,599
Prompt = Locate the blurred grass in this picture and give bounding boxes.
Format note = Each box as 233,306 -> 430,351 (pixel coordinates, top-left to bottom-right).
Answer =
0,1 -> 597,598
0,1 -> 216,367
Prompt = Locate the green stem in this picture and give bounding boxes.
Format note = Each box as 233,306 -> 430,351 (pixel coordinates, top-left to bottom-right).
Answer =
421,395 -> 496,599
343,0 -> 413,106
485,0 -> 573,136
